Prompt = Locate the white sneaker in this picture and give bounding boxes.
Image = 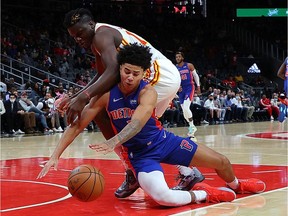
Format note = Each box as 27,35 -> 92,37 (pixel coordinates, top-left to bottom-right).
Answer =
15,129 -> 25,135
201,120 -> 209,124
270,116 -> 274,121
18,129 -> 25,134
57,126 -> 64,132
48,129 -> 54,133
187,125 -> 197,137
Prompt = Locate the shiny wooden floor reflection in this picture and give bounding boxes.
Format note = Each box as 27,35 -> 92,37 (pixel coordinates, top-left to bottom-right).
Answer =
1,121 -> 287,215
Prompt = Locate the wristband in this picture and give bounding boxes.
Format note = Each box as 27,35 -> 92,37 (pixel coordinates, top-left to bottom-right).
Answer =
83,90 -> 91,100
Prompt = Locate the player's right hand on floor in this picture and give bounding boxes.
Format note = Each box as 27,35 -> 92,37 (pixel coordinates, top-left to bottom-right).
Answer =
37,158 -> 59,179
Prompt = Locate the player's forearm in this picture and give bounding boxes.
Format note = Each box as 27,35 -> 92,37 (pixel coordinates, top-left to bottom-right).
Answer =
192,70 -> 200,87
50,124 -> 84,159
106,119 -> 142,149
71,73 -> 101,99
84,66 -> 119,99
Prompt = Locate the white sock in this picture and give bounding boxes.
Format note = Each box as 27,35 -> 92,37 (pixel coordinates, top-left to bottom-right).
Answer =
227,177 -> 239,189
193,190 -> 207,202
176,165 -> 193,176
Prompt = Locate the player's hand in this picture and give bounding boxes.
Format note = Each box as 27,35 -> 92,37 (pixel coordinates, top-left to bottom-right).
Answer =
37,157 -> 59,179
66,93 -> 89,125
89,143 -> 114,155
57,96 -> 71,112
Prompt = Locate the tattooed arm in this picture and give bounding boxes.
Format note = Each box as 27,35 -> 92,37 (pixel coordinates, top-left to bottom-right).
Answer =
89,85 -> 157,152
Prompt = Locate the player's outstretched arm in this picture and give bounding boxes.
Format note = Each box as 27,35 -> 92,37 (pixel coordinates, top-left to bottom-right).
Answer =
37,96 -> 105,179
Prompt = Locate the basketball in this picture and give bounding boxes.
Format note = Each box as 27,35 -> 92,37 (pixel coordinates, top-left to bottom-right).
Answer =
67,164 -> 105,202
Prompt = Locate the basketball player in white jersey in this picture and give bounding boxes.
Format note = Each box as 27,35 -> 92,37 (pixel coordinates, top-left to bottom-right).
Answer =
57,8 -> 204,198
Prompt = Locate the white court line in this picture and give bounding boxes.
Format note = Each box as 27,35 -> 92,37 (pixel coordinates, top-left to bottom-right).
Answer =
170,187 -> 288,216
0,179 -> 72,212
253,170 -> 283,174
237,132 -> 288,141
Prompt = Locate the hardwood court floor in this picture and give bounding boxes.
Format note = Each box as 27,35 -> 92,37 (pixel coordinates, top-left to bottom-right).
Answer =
1,121 -> 287,216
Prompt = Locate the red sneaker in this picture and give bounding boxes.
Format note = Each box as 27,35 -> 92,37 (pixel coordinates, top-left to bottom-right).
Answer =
233,178 -> 266,194
193,183 -> 236,203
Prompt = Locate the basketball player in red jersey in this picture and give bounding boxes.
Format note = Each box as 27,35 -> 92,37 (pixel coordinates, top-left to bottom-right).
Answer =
57,8 -> 204,198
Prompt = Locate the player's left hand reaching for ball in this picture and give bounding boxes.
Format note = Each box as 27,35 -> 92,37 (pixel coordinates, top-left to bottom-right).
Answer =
66,92 -> 89,125
89,142 -> 114,155
37,157 -> 59,179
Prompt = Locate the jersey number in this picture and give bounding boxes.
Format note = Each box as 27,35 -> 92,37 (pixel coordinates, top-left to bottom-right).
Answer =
181,74 -> 187,80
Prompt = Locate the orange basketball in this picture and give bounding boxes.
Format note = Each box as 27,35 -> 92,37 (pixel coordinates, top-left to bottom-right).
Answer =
67,164 -> 105,202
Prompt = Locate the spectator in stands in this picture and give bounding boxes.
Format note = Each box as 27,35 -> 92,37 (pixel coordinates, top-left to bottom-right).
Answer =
223,91 -> 234,123
3,93 -> 25,135
191,93 -> 209,124
234,72 -> 244,88
43,54 -> 53,71
58,57 -> 70,77
234,92 -> 248,122
73,56 -> 83,70
230,92 -> 245,122
19,91 -> 52,134
202,86 -> 213,97
44,91 -> 63,133
75,74 -> 87,87
259,94 -> 280,121
7,78 -> 17,90
0,94 -> 6,134
84,69 -> 93,83
161,98 -> 180,128
213,94 -> 226,122
271,93 -> 281,108
0,74 -> 7,94
81,57 -> 92,70
204,94 -> 221,124
240,91 -> 255,121
12,89 -> 37,134
222,76 -> 236,90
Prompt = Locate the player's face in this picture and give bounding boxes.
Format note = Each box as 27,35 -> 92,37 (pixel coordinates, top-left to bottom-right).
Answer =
119,63 -> 144,93
175,54 -> 183,64
68,21 -> 94,49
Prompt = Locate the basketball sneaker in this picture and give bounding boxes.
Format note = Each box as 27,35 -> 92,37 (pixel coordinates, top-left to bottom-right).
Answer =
278,104 -> 287,123
193,183 -> 236,203
231,178 -> 266,194
187,125 -> 197,138
115,169 -> 140,198
172,167 -> 205,191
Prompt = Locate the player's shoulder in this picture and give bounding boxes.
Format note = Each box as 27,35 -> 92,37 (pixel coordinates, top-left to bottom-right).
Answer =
141,84 -> 157,96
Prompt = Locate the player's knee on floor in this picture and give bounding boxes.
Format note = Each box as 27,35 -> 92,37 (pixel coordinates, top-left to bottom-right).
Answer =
217,154 -> 232,170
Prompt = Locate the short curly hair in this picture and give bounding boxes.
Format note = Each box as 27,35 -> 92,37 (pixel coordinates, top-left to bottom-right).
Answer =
63,8 -> 94,28
117,43 -> 152,71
